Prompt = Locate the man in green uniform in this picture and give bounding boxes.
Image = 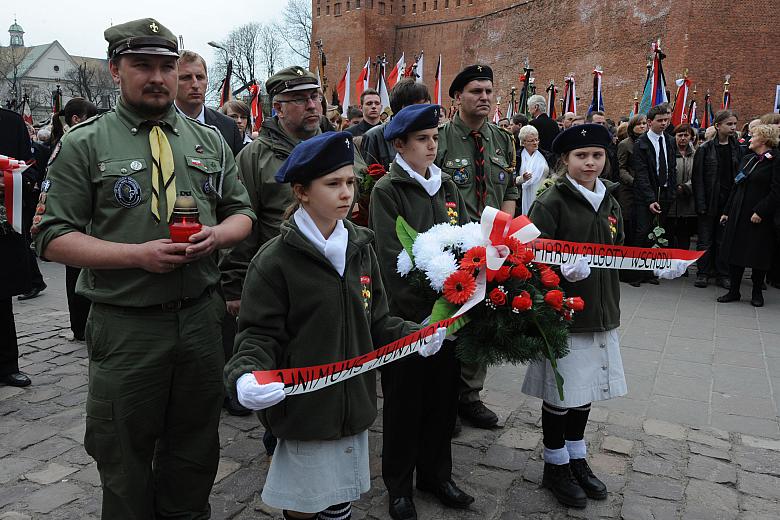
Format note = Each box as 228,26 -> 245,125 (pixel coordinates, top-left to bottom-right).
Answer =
33,18 -> 255,519
220,66 -> 366,316
436,64 -> 518,430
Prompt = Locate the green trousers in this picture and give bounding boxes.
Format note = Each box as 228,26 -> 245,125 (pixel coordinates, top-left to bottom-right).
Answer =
84,292 -> 224,519
459,360 -> 487,404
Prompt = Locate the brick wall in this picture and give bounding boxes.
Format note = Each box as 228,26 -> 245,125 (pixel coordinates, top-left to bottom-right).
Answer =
313,0 -> 780,120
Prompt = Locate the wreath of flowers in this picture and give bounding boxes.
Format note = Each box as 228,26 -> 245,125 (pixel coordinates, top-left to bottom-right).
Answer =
395,216 -> 584,399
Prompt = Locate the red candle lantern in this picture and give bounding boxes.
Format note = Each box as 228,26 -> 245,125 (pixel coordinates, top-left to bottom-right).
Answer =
168,191 -> 202,243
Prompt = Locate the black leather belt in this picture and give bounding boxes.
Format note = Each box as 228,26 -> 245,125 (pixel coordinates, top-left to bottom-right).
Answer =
101,287 -> 215,313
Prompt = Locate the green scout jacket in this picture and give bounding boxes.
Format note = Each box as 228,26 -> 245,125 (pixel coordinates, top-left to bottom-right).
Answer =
436,113 -> 518,220
369,161 -> 470,323
528,178 -> 624,333
224,219 -> 416,441
219,116 -> 368,301
33,99 -> 255,307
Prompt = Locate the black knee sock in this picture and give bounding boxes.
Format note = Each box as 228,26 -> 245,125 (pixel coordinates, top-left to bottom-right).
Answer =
564,403 -> 591,441
283,512 -> 316,520
318,502 -> 351,520
542,402 -> 568,450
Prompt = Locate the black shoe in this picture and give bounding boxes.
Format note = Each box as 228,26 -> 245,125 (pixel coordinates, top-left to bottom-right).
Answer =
717,292 -> 741,303
0,372 -> 31,387
569,458 -> 608,500
628,281 -> 641,287
761,282 -> 768,290
18,285 -> 46,300
717,278 -> 731,290
223,396 -> 252,416
751,291 -> 764,307
458,401 -> 498,429
694,275 -> 708,288
646,277 -> 660,285
542,463 -> 587,509
389,496 -> 417,520
451,415 -> 462,437
416,480 -> 474,509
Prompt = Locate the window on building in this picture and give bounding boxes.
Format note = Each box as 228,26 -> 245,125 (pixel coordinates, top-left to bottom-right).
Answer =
433,0 -> 437,8
468,0 -> 472,4
367,0 -> 373,7
317,7 -> 321,15
456,0 -> 460,5
445,0 -> 449,6
347,1 -> 350,10
423,1 -> 426,10
379,2 -> 385,13
356,0 -> 360,5
326,4 -> 330,14
412,2 -> 416,12
334,2 -> 341,14
402,4 -> 405,13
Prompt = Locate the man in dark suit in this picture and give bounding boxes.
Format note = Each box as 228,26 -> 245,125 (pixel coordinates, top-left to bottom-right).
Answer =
528,94 -> 560,154
175,50 -> 243,156
0,107 -> 34,387
632,103 -> 677,256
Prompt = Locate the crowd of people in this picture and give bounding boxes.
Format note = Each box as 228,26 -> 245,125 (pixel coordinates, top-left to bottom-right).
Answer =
1,14 -> 780,520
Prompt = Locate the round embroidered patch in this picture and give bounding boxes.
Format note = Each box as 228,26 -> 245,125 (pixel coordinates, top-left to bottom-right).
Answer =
202,179 -> 213,195
113,176 -> 142,208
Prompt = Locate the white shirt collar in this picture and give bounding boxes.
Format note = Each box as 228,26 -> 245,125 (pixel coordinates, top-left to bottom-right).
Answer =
174,102 -> 205,124
566,174 -> 606,212
293,207 -> 348,276
394,153 -> 442,196
648,128 -> 663,141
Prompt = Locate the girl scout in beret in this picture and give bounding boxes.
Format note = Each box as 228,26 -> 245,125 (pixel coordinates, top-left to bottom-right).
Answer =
521,124 -> 628,509
369,104 -> 475,520
224,131 -> 446,520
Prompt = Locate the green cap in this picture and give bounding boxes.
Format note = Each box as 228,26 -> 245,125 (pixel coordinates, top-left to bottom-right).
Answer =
104,18 -> 178,59
266,66 -> 320,98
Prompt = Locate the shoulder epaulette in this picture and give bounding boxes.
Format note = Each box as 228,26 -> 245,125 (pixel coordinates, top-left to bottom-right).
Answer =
68,112 -> 106,132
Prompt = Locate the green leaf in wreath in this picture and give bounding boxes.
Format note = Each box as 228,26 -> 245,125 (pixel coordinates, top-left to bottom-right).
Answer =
658,238 -> 669,246
430,297 -> 458,322
447,315 -> 471,335
653,227 -> 664,237
396,216 -> 418,262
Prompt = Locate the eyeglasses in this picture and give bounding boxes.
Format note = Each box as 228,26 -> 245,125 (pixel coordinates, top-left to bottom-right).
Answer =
277,93 -> 323,107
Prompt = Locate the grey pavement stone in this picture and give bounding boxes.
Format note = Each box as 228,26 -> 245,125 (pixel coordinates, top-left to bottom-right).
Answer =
689,442 -> 731,461
480,444 -> 529,472
740,435 -> 780,452
495,427 -> 541,450
632,454 -> 682,479
627,473 -> 685,501
740,495 -> 780,518
688,427 -> 731,446
646,395 -> 710,427
0,423 -> 57,450
0,387 -> 24,401
0,513 -> 32,520
711,414 -> 780,439
0,458 -> 40,485
23,462 -> 78,484
734,445 -> 780,477
620,491 -> 679,520
18,435 -> 78,461
70,462 -> 101,487
643,418 -> 687,440
24,481 -> 82,513
686,454 -> 737,483
683,480 -> 739,520
737,470 -> 780,501
214,458 -> 241,484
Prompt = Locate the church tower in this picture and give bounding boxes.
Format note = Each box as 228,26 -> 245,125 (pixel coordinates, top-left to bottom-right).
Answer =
9,19 -> 24,47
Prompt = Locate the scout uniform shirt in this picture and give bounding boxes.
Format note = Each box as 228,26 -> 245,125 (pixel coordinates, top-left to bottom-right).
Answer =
436,113 -> 518,220
33,99 -> 255,307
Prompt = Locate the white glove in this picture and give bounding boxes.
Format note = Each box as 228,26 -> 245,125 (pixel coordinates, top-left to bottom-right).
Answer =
419,327 -> 448,358
654,263 -> 687,280
236,374 -> 286,411
561,257 -> 591,282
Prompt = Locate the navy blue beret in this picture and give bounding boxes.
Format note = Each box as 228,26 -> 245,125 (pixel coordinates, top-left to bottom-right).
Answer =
449,64 -> 493,99
384,104 -> 442,141
275,131 -> 355,184
551,123 -> 612,155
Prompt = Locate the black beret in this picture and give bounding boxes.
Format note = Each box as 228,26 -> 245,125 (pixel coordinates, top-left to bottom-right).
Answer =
384,104 -> 442,141
104,18 -> 178,59
551,124 -> 612,155
275,131 -> 355,184
449,64 -> 493,99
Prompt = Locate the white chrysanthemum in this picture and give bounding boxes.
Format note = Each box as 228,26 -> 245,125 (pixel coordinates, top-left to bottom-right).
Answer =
458,222 -> 489,252
396,249 -> 413,277
412,231 -> 443,271
424,251 -> 458,292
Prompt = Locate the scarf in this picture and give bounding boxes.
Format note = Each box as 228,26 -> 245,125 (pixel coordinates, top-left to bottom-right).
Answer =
566,174 -> 606,212
519,148 -> 548,215
394,153 -> 442,196
293,207 -> 348,276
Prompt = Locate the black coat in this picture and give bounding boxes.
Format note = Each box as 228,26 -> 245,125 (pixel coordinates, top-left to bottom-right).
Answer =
721,151 -> 780,270
204,107 -> 244,157
631,131 -> 677,208
691,136 -> 743,216
529,113 -> 560,154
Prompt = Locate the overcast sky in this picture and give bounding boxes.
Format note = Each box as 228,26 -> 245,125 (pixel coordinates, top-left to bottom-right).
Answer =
4,0 -> 293,69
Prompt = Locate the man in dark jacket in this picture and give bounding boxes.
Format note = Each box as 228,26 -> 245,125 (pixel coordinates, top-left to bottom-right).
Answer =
691,110 -> 742,288
632,103 -> 677,258
528,94 -> 560,154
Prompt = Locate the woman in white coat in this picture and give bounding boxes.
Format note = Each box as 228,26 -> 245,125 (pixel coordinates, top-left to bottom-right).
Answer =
515,125 -> 550,215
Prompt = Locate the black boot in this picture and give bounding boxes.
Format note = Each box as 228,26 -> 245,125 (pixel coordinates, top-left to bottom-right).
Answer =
717,291 -> 740,303
542,463 -> 587,508
751,288 -> 764,307
458,401 -> 498,429
569,458 -> 608,499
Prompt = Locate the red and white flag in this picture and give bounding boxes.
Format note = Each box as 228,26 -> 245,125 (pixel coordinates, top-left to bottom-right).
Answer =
415,51 -> 424,84
337,57 -> 352,117
1,155 -> 28,234
386,53 -> 405,90
355,58 -> 371,102
433,54 -> 443,105
248,83 -> 263,132
492,104 -> 502,124
22,99 -> 33,126
378,70 -> 391,111
671,76 -> 692,127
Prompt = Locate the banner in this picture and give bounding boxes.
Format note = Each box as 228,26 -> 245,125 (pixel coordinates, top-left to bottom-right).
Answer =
1,155 -> 28,234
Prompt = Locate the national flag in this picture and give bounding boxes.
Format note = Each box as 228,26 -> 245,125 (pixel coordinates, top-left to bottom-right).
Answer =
403,62 -> 415,78
337,57 -> 352,117
51,87 -> 62,115
702,93 -> 715,129
248,82 -> 263,132
671,76 -> 692,126
219,59 -> 233,107
518,67 -> 533,117
687,99 -> 699,128
21,98 -> 33,126
386,53 -> 405,90
415,51 -> 424,84
1,155 -> 29,234
640,41 -> 668,114
506,89 -> 515,120
546,81 -> 558,120
355,58 -> 371,101
562,76 -> 577,115
587,68 -> 604,114
376,60 -> 390,110
433,54 -> 443,105
492,104 -> 502,124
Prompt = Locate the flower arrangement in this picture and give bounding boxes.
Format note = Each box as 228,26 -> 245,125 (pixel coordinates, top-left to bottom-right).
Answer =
396,212 -> 583,399
353,163 -> 387,226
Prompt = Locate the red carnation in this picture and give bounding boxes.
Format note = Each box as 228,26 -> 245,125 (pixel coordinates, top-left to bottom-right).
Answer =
489,287 -> 507,306
367,163 -> 386,180
461,246 -> 487,272
540,269 -> 560,288
511,291 -> 533,312
565,297 -> 585,312
544,290 -> 564,310
494,265 -> 511,283
443,269 -> 477,305
511,264 -> 532,280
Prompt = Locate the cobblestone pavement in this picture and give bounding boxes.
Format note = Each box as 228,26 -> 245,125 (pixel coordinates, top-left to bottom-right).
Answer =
1,262 -> 780,519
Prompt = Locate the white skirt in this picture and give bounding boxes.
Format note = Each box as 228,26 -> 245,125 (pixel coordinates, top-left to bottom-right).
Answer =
261,430 -> 371,513
521,328 -> 627,408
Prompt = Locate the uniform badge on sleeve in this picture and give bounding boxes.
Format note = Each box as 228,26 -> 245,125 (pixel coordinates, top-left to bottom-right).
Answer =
453,169 -> 470,185
360,275 -> 372,310
114,177 -> 142,208
41,179 -> 51,192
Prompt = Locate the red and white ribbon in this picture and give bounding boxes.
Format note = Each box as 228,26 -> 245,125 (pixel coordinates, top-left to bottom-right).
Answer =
1,155 -> 28,234
481,206 -> 540,280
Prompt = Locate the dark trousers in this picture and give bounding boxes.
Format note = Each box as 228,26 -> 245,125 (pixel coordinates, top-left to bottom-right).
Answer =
668,216 -> 698,252
65,266 -> 90,340
697,214 -> 728,279
0,297 -> 20,376
381,341 -> 460,497
22,206 -> 45,291
728,265 -> 765,297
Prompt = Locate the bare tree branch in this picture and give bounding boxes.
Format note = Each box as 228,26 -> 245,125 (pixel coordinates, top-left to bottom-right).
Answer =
280,0 -> 312,64
63,61 -> 117,108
